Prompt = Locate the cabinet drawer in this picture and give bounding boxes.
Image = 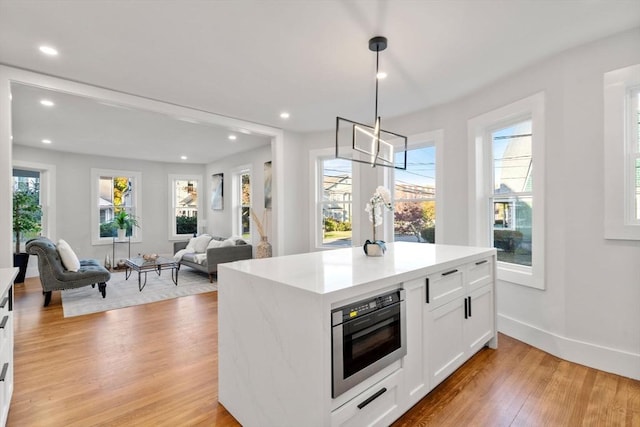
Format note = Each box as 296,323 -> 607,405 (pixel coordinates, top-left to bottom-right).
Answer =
468,257 -> 494,292
331,369 -> 403,427
426,267 -> 465,310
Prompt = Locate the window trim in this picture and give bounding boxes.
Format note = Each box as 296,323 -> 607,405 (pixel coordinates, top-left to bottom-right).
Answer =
91,168 -> 142,245
468,93 -> 545,289
168,174 -> 202,240
604,64 -> 640,239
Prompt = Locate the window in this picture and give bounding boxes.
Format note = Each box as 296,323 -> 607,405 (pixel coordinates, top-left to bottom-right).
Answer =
235,170 -> 251,239
319,157 -> 352,247
469,93 -> 545,289
91,169 -> 141,244
492,120 -> 532,266
169,175 -> 201,239
12,169 -> 42,247
393,145 -> 436,243
604,64 -> 640,239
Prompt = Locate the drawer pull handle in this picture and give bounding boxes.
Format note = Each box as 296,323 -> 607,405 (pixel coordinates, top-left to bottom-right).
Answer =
475,260 -> 488,266
468,296 -> 472,317
425,278 -> 430,304
357,387 -> 387,410
442,269 -> 458,276
0,363 -> 7,382
0,297 -> 7,309
464,297 -> 468,319
0,316 -> 7,329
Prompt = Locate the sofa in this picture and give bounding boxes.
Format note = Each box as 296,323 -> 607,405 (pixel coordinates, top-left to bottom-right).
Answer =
173,235 -> 252,283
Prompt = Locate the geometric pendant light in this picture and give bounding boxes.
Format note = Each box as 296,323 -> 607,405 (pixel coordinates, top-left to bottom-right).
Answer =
335,36 -> 407,169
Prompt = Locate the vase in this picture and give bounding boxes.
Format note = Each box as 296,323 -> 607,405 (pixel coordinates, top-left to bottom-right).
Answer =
104,254 -> 112,270
256,236 -> 272,259
363,240 -> 386,257
117,228 -> 126,240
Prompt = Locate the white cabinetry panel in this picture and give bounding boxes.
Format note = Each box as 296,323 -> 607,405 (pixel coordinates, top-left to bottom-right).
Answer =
0,268 -> 16,427
402,277 -> 428,406
331,369 -> 403,427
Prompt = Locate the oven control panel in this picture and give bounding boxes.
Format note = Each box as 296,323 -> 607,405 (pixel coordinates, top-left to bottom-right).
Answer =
332,289 -> 403,325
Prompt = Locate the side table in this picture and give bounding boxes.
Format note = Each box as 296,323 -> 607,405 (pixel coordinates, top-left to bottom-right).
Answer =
112,236 -> 131,269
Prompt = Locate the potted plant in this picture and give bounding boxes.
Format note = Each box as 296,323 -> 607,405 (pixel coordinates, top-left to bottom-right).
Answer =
13,184 -> 42,283
112,209 -> 139,240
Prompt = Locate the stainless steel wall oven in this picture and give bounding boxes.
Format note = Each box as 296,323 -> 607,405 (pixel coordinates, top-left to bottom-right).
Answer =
331,288 -> 406,398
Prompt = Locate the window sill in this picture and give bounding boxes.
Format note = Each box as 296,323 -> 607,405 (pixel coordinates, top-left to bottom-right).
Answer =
497,262 -> 541,289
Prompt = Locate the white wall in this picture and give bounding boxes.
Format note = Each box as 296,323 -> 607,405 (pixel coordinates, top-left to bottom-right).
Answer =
206,145 -> 271,251
296,28 -> 640,379
13,145 -> 206,267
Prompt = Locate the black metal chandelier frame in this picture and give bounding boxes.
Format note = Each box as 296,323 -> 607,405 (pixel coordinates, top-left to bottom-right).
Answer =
335,36 -> 407,170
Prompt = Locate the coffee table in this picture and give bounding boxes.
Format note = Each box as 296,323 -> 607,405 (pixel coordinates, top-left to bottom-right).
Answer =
124,256 -> 179,291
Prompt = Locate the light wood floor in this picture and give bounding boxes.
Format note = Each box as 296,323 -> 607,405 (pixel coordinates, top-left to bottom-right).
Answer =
8,277 -> 640,426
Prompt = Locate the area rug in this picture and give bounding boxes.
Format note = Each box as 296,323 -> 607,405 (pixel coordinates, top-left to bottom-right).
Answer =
61,267 -> 216,317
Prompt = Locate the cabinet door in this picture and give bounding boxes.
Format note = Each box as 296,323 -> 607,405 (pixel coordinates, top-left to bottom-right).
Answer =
402,277 -> 428,405
427,297 -> 466,388
464,285 -> 494,356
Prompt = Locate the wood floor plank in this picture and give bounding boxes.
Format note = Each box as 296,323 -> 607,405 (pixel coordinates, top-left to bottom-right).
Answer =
7,277 -> 640,426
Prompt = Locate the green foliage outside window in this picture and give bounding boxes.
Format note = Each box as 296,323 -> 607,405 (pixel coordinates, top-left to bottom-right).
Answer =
176,215 -> 197,235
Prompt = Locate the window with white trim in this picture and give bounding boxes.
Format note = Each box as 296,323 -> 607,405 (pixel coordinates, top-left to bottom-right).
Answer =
393,145 -> 436,243
169,175 -> 201,239
469,93 -> 545,289
604,64 -> 640,239
91,168 -> 141,244
239,170 -> 251,239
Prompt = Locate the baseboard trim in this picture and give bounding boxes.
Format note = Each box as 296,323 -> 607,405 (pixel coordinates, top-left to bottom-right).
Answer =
498,313 -> 640,380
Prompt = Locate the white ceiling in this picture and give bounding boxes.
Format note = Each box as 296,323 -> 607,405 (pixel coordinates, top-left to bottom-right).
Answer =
1,0 -> 639,163
10,82 -> 272,164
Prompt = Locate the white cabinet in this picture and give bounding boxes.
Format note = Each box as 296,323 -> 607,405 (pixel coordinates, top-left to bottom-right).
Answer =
0,268 -> 16,427
427,294 -> 467,386
331,369 -> 404,427
466,284 -> 494,355
425,257 -> 495,389
402,277 -> 429,406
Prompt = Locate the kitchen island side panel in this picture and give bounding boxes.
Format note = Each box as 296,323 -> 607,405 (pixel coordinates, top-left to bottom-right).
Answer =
218,265 -> 329,427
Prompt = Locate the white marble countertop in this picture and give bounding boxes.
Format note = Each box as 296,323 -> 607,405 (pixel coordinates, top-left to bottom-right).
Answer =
0,267 -> 18,295
223,242 -> 494,295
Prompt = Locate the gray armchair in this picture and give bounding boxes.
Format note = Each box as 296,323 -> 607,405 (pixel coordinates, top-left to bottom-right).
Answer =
26,237 -> 110,307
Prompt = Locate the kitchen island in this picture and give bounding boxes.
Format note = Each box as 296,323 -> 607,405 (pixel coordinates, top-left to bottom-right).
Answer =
218,242 -> 496,426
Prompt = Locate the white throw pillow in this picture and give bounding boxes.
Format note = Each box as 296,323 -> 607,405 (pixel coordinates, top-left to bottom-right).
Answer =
206,239 -> 224,249
187,234 -> 213,253
194,234 -> 213,252
219,239 -> 234,248
57,239 -> 81,272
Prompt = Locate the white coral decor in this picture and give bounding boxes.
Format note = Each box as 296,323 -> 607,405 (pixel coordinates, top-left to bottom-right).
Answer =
365,186 -> 393,242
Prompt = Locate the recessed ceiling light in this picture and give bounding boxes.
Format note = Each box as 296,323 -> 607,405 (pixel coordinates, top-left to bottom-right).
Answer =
41,139 -> 52,144
376,71 -> 387,79
228,135 -> 237,141
40,99 -> 54,107
239,129 -> 252,135
180,155 -> 187,160
280,112 -> 290,119
39,45 -> 58,56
